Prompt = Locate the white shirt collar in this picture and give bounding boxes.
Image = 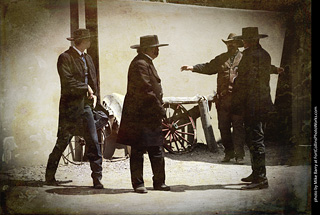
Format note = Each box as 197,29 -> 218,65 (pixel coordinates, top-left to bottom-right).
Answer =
143,53 -> 153,61
72,46 -> 85,56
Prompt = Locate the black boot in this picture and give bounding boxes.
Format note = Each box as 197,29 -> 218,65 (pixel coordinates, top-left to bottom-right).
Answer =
45,148 -> 62,185
241,153 -> 256,182
45,151 -> 73,186
241,173 -> 255,183
93,178 -> 104,189
241,153 -> 268,190
221,154 -> 235,162
90,157 -> 103,189
241,178 -> 269,190
154,183 -> 170,191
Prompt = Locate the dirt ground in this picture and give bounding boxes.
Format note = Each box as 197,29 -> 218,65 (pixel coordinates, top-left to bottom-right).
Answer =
0,143 -> 312,215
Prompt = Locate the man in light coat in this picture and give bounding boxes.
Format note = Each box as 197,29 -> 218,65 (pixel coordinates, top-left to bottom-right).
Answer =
181,33 -> 246,164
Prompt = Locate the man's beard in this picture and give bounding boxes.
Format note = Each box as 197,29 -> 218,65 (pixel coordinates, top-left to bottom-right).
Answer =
153,48 -> 159,58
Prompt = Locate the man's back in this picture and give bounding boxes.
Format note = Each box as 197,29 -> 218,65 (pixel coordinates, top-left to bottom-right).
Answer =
232,44 -> 272,119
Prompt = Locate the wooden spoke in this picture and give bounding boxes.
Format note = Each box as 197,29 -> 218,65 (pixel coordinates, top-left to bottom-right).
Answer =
162,104 -> 196,154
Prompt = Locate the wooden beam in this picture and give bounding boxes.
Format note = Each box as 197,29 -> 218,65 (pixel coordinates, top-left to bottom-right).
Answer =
199,99 -> 217,152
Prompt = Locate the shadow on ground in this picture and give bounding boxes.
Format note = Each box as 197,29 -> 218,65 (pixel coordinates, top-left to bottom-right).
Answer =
165,142 -> 311,166
44,183 -> 250,196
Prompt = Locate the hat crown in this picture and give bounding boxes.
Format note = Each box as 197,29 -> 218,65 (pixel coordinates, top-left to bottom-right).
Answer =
73,29 -> 90,40
227,33 -> 237,40
241,27 -> 267,39
140,35 -> 160,48
67,28 -> 91,41
130,35 -> 168,49
222,33 -> 243,47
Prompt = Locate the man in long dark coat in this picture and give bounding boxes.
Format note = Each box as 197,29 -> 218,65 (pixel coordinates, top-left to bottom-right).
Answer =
45,29 -> 103,189
232,27 -> 273,190
117,35 -> 170,193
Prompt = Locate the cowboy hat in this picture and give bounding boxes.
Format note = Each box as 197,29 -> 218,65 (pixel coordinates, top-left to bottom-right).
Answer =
222,33 -> 243,47
67,28 -> 95,41
232,27 -> 268,40
130,35 -> 168,49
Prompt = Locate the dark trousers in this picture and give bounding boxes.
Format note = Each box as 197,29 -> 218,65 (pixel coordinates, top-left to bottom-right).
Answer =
46,104 -> 102,183
130,146 -> 165,189
245,120 -> 267,181
217,95 -> 245,159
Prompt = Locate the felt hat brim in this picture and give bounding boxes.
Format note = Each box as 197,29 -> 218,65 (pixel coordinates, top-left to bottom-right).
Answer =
130,43 -> 169,49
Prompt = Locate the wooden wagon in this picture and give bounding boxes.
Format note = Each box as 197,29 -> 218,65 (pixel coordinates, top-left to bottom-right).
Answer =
62,93 -> 218,164
102,93 -> 218,158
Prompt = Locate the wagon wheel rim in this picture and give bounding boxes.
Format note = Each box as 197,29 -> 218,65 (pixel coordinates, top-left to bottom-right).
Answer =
62,128 -> 107,165
62,136 -> 85,165
162,104 -> 197,154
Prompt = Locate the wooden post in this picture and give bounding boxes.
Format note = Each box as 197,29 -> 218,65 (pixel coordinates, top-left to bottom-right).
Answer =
70,0 -> 79,46
187,105 -> 200,144
84,0 -> 104,160
85,0 -> 100,102
199,98 -> 217,152
70,0 -> 84,161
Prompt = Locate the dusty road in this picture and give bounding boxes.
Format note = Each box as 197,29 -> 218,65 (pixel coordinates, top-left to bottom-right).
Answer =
0,144 -> 312,214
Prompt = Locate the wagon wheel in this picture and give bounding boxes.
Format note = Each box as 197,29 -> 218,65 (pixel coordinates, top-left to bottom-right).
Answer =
162,104 -> 197,154
62,128 -> 107,165
62,136 -> 85,165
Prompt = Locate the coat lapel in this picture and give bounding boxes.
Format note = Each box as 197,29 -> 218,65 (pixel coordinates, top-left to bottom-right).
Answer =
67,47 -> 97,92
68,47 -> 86,77
139,54 -> 161,82
233,51 -> 243,67
83,53 -> 98,91
149,63 -> 161,82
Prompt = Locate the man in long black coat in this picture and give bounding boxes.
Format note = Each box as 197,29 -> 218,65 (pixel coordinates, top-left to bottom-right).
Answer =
45,29 -> 103,189
117,35 -> 170,193
232,27 -> 273,190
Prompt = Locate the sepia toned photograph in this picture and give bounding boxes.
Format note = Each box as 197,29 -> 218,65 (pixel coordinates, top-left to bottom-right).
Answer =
0,0 -> 312,214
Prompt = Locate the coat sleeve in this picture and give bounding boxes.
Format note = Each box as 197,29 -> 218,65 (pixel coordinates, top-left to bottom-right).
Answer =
58,53 -> 88,96
270,65 -> 278,74
193,52 -> 231,75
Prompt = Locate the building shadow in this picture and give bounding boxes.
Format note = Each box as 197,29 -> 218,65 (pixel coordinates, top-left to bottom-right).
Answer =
0,179 -> 45,188
0,178 -> 133,195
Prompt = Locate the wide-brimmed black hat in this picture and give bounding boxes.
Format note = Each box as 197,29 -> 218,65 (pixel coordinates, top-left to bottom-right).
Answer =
222,33 -> 243,47
130,35 -> 168,49
67,29 -> 94,41
233,27 -> 268,40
